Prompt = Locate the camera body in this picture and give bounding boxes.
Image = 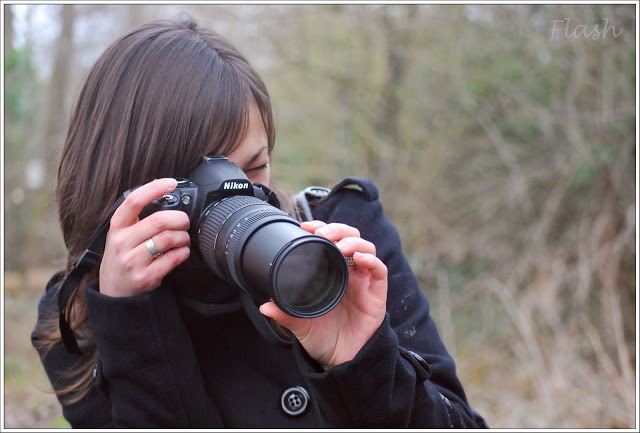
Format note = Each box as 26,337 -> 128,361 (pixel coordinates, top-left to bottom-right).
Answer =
139,155 -> 278,232
133,156 -> 348,318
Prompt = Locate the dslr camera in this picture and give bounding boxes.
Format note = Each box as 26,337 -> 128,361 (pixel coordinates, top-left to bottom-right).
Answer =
134,156 -> 348,318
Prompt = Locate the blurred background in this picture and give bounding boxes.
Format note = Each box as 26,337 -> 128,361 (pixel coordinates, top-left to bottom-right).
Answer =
2,3 -> 636,429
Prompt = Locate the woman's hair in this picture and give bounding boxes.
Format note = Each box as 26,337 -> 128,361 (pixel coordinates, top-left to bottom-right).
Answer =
35,15 -> 277,403
59,16 -> 275,261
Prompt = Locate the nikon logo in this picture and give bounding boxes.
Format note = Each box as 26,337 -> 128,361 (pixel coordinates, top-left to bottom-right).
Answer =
223,181 -> 249,190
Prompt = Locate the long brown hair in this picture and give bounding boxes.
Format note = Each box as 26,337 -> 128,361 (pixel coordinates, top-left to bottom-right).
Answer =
33,16 -> 279,403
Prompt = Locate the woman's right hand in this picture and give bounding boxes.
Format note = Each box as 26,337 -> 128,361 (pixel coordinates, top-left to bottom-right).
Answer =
99,178 -> 191,297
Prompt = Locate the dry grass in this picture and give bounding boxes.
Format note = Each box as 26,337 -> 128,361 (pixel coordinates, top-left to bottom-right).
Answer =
412,144 -> 637,428
4,268 -> 69,429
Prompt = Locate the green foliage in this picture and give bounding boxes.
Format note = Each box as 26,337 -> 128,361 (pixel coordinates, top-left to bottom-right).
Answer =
51,415 -> 71,428
5,45 -> 39,158
5,46 -> 36,115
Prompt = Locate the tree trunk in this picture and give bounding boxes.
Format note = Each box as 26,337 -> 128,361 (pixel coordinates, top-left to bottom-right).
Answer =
43,4 -> 76,176
25,4 -> 76,268
371,5 -> 416,180
4,4 -> 14,54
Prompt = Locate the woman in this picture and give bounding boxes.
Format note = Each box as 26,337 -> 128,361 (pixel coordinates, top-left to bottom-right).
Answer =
32,16 -> 488,428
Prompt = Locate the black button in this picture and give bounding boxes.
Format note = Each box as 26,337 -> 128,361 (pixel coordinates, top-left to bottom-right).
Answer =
93,361 -> 107,394
399,347 -> 432,382
281,386 -> 309,416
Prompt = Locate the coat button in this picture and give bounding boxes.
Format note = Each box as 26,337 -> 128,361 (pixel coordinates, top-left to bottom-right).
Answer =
281,386 -> 309,416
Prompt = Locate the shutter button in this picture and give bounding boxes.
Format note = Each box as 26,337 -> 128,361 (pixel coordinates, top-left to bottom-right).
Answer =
281,386 -> 309,416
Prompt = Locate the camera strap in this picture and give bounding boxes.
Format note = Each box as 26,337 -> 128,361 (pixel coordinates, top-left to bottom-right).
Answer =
58,195 -> 126,354
239,291 -> 293,348
294,186 -> 331,222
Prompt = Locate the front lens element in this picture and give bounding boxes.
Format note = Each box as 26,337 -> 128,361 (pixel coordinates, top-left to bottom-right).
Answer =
276,242 -> 333,307
273,239 -> 347,317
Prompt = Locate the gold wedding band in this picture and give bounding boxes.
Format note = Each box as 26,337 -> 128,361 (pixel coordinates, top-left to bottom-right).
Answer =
144,237 -> 163,258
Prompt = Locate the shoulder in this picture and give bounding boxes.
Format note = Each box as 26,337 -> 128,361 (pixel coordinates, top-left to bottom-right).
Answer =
31,271 -> 65,346
326,177 -> 379,203
293,177 -> 378,222
310,178 -> 405,263
37,270 -> 66,314
312,177 -> 381,223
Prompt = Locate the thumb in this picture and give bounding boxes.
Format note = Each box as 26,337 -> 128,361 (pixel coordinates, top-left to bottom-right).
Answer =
259,301 -> 309,337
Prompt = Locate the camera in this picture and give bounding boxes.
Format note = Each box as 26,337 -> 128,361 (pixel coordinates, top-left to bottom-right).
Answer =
132,156 -> 348,318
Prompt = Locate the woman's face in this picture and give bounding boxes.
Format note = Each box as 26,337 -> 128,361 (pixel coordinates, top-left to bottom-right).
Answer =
226,99 -> 271,186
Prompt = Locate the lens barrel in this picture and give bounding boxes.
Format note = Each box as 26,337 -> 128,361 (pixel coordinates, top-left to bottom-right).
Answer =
198,196 -> 348,318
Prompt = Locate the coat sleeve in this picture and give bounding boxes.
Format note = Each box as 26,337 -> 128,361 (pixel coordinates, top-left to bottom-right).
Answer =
32,274 -> 224,428
295,178 -> 489,428
83,281 -> 224,427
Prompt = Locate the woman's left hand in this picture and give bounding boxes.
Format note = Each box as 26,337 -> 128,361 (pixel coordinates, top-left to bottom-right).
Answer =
259,221 -> 388,370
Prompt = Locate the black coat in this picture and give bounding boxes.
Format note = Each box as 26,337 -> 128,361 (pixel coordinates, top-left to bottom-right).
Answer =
32,178 -> 489,428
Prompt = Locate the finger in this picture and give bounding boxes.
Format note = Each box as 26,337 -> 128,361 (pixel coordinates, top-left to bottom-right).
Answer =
132,210 -> 190,246
259,301 -> 309,337
300,220 -> 327,233
335,237 -> 376,258
314,223 -> 360,242
139,230 -> 191,261
139,246 -> 191,287
111,178 -> 178,228
352,252 -> 388,282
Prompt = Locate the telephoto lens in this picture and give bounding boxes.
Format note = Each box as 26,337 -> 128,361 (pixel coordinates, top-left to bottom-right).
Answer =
198,195 -> 349,318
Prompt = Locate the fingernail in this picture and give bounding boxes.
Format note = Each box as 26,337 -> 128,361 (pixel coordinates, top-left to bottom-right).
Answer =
164,178 -> 177,189
336,241 -> 347,250
317,227 -> 330,236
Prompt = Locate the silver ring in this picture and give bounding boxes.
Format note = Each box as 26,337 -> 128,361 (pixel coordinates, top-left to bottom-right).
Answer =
345,256 -> 355,266
144,237 -> 163,258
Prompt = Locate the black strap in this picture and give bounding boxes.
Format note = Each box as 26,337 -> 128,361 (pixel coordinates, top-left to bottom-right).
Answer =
253,182 -> 281,210
58,195 -> 125,354
239,290 -> 292,348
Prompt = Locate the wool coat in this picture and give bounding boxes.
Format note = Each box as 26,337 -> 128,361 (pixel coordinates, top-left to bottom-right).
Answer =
32,177 -> 489,428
